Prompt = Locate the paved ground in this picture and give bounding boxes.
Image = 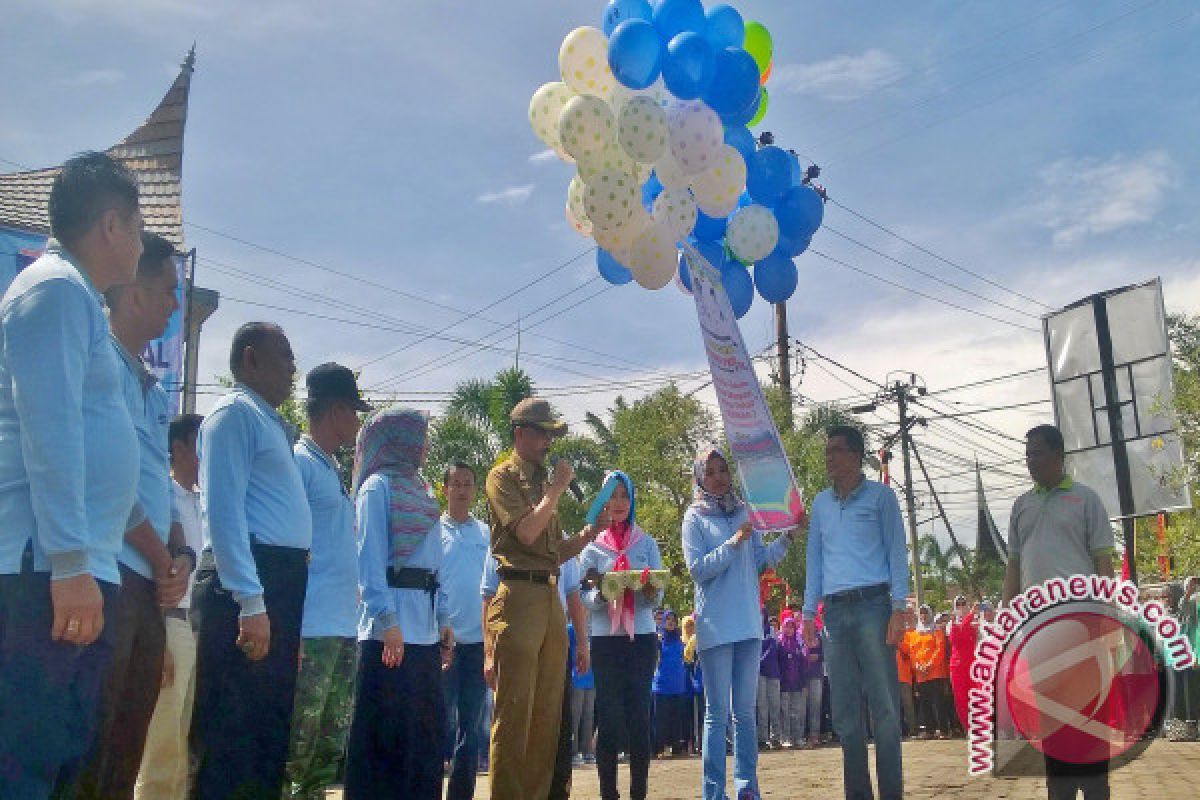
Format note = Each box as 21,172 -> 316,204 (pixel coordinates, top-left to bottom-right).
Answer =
327,739 -> 1200,798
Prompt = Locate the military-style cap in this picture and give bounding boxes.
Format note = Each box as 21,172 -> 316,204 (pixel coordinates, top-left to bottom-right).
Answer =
510,397 -> 567,436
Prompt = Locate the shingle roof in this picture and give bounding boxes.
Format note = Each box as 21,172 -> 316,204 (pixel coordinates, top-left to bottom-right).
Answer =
0,48 -> 195,248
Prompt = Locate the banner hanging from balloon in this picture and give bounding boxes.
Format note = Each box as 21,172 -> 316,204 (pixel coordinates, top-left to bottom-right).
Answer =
682,241 -> 804,532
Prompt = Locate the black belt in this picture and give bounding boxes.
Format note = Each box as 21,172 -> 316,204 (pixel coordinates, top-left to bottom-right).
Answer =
497,567 -> 558,586
825,582 -> 889,603
387,567 -> 439,594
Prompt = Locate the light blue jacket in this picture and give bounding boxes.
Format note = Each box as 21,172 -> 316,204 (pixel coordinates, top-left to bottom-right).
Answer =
295,436 -> 358,638
682,505 -> 789,652
114,338 -> 172,581
578,531 -> 663,637
199,385 -> 311,617
356,474 -> 448,645
0,248 -> 138,582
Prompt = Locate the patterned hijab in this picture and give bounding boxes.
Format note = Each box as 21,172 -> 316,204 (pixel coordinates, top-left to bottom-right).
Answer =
689,446 -> 745,516
353,408 -> 439,565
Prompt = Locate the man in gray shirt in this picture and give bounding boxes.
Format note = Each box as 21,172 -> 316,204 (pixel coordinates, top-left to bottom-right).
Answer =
1003,424 -> 1114,800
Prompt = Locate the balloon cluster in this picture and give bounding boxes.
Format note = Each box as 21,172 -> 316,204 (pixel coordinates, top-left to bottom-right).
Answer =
529,0 -> 825,317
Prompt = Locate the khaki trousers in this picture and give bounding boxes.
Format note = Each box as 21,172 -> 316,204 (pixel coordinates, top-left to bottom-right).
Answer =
487,579 -> 567,800
134,615 -> 197,800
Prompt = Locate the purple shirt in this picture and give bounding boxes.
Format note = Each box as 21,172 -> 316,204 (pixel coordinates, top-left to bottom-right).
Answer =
777,632 -> 806,691
759,633 -> 781,680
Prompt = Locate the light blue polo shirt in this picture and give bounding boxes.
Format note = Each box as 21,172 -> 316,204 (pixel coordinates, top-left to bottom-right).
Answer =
0,248 -> 138,583
439,513 -> 490,645
295,436 -> 358,638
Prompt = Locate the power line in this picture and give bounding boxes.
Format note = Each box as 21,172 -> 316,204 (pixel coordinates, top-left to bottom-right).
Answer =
925,367 -> 1046,396
924,398 -> 1050,419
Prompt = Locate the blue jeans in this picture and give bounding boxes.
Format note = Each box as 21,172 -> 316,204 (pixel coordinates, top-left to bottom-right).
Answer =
443,642 -> 486,800
823,592 -> 903,800
698,638 -> 760,800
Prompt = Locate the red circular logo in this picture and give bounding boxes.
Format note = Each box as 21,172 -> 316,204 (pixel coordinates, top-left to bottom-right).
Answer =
1005,610 -> 1160,765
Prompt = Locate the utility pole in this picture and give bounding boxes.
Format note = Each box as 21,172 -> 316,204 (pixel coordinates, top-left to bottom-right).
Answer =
775,303 -> 793,431
895,382 -> 925,608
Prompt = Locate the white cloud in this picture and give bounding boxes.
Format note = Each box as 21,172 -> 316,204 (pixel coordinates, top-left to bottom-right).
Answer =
528,148 -> 559,165
476,184 -> 535,206
60,68 -> 125,87
1038,151 -> 1174,246
772,49 -> 905,101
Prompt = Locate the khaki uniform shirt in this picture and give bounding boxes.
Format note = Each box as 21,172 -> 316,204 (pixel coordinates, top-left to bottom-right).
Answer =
485,453 -> 561,572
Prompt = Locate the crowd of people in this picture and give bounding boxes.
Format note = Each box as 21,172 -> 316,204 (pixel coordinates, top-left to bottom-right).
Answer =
2,151 -> 1199,800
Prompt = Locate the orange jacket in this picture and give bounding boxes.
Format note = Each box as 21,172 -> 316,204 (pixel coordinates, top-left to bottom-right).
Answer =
895,636 -> 914,684
908,628 -> 949,682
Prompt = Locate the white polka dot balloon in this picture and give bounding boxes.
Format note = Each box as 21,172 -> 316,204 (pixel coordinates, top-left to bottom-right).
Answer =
727,204 -> 780,264
617,96 -> 668,165
559,27 -> 615,100
558,95 -> 615,161
584,170 -> 639,231
653,147 -> 691,191
689,145 -> 747,218
652,187 -> 698,241
577,141 -> 643,185
566,176 -> 592,235
529,82 -> 575,154
629,222 -> 678,290
667,101 -> 723,176
593,205 -> 651,258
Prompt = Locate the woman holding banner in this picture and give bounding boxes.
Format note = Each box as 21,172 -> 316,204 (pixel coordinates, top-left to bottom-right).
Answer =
578,471 -> 663,800
682,448 -> 798,800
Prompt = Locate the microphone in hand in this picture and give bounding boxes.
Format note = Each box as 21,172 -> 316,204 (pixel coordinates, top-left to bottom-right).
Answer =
549,457 -> 584,502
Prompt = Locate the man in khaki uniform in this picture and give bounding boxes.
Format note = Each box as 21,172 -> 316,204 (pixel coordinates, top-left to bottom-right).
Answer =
484,399 -> 598,800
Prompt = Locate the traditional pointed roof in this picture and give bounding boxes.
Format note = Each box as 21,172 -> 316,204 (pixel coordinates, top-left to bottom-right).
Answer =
0,47 -> 195,247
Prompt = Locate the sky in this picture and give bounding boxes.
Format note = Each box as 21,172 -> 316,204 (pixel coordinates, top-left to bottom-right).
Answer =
3,0 -> 1198,553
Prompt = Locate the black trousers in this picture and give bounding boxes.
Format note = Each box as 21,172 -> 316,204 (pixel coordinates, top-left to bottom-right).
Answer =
1044,754 -> 1110,800
549,653 -> 574,800
74,565 -> 166,800
654,694 -> 689,753
592,634 -> 657,800
0,558 -> 119,800
916,678 -> 950,735
344,641 -> 443,800
190,544 -> 308,800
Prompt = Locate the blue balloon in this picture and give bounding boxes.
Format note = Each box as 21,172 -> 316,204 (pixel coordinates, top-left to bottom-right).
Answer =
787,151 -> 804,186
704,47 -> 760,115
754,250 -> 799,303
693,239 -> 725,271
724,125 -> 756,163
678,251 -> 693,291
652,0 -> 706,42
602,0 -> 653,35
746,146 -> 793,207
693,209 -> 727,241
662,32 -> 715,100
774,185 -> 825,241
736,191 -> 753,209
721,261 -> 754,318
642,173 -> 664,211
704,4 -> 744,49
718,86 -> 761,126
597,249 -> 634,285
776,232 -> 812,258
608,20 -> 664,90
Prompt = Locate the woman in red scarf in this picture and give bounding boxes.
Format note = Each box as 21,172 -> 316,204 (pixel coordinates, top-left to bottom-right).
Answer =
577,471 -> 664,800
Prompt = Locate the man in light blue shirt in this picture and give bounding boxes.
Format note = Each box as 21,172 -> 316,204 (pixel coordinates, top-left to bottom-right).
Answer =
284,363 -> 369,800
192,322 -> 312,799
439,462 -> 491,800
75,232 -> 193,799
0,152 -> 143,800
803,425 -> 909,800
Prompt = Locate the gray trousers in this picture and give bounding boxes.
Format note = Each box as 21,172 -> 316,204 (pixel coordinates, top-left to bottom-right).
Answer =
756,676 -> 781,743
805,676 -> 824,738
780,689 -> 807,743
569,686 -> 595,758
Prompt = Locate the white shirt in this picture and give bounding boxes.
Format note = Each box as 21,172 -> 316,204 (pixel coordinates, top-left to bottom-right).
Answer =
172,478 -> 203,609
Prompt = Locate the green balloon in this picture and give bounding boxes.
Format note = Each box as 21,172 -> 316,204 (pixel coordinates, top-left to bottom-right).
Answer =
743,21 -> 773,74
749,87 -> 769,127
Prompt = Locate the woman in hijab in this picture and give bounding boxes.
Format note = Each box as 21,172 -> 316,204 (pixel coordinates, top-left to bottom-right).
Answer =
682,448 -> 798,800
343,409 -> 454,800
577,471 -> 663,800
